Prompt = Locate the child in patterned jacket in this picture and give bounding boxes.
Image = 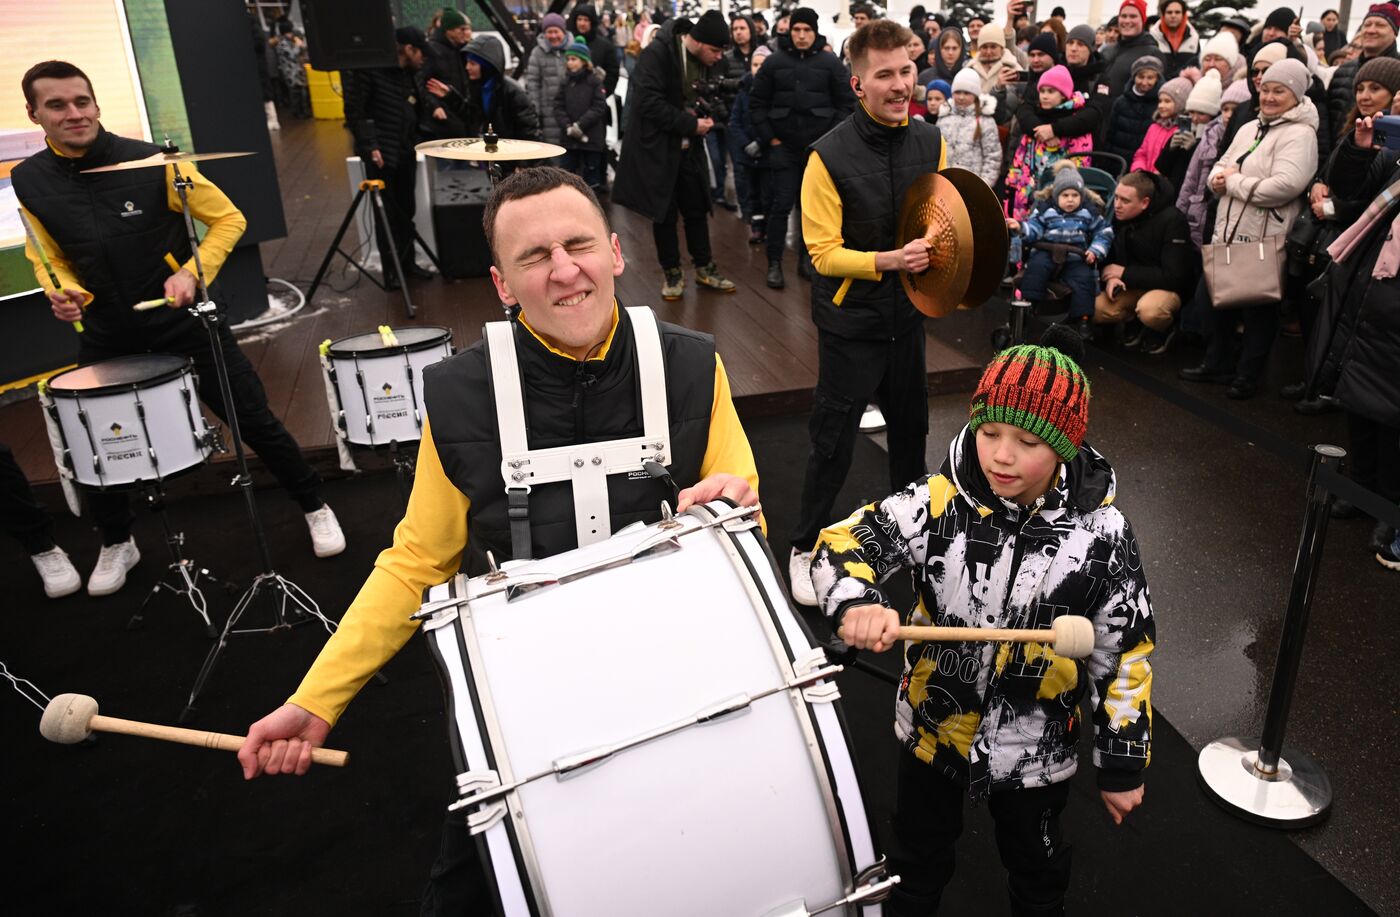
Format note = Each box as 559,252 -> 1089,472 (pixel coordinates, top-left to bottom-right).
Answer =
810,325 -> 1155,916
1006,162 -> 1114,340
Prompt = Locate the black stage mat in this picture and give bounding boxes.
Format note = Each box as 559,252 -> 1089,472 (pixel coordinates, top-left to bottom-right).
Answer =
0,417 -> 1375,916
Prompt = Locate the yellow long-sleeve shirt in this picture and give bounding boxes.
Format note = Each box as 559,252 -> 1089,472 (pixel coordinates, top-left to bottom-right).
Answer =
21,142 -> 246,307
289,312 -> 760,726
800,104 -> 947,304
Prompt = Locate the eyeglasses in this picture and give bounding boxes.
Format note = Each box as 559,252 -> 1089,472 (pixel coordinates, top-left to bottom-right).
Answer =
1252,66 -> 1271,76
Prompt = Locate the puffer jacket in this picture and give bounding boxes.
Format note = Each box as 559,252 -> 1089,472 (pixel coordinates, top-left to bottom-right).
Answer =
1327,43 -> 1400,146
812,426 -> 1155,798
1004,94 -> 1095,222
749,32 -> 855,153
938,94 -> 1001,187
1131,120 -> 1177,173
1176,115 -> 1227,246
1021,200 -> 1114,259
1102,85 -> 1159,162
1149,20 -> 1200,79
1209,97 -> 1319,244
527,30 -> 574,143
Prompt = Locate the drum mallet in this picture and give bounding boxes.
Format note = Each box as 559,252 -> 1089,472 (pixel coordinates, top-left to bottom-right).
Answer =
39,693 -> 349,766
133,296 -> 175,311
899,616 -> 1096,659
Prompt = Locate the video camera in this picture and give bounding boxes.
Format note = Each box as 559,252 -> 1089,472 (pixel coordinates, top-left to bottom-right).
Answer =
692,77 -> 742,123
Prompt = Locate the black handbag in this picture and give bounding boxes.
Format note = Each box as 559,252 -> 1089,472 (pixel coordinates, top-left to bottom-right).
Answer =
1285,208 -> 1341,280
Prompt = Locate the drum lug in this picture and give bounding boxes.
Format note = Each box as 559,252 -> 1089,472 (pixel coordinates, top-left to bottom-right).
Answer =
763,859 -> 900,917
793,648 -> 842,704
447,770 -> 508,835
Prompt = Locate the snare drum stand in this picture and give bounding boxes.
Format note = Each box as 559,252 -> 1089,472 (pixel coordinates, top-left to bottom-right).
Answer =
128,484 -> 223,638
388,439 -> 416,508
164,158 -> 340,723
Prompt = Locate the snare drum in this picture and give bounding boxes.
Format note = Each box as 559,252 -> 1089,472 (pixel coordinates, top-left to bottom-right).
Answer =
46,355 -> 213,490
325,326 -> 453,447
418,501 -> 889,917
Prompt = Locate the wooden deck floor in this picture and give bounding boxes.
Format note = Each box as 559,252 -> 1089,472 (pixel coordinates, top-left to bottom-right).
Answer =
1,118 -> 980,485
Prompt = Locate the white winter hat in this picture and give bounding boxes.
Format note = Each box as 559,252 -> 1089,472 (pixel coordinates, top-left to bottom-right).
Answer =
952,67 -> 982,96
1201,31 -> 1240,68
1186,70 -> 1223,116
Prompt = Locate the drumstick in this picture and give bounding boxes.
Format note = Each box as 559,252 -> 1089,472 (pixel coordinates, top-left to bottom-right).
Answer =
898,616 -> 1095,659
39,693 -> 349,767
134,296 -> 175,311
18,209 -> 83,333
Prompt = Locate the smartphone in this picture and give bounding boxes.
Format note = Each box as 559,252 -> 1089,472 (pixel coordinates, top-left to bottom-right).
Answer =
1176,114 -> 1193,132
1374,114 -> 1400,149
1007,70 -> 1027,82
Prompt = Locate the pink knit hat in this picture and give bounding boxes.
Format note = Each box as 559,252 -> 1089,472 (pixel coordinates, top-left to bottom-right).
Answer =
1038,65 -> 1075,101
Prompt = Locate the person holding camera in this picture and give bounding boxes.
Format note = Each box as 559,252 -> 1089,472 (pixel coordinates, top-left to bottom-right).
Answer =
749,6 -> 855,289
613,10 -> 738,300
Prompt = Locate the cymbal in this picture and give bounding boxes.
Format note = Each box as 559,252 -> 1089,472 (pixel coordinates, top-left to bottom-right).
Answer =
897,168 -> 1009,317
416,137 -> 567,162
80,151 -> 254,173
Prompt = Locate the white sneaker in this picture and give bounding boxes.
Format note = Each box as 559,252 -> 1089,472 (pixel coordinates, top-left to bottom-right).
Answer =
859,405 -> 887,433
88,538 -> 140,597
789,547 -> 818,607
32,546 -> 81,598
306,505 -> 346,558
265,100 -> 281,131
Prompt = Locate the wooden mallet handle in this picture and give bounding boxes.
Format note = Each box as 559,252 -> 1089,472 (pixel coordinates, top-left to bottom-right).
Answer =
39,694 -> 349,766
898,616 -> 1095,659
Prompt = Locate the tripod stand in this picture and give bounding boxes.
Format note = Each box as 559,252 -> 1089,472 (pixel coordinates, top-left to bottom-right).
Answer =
389,439 -> 416,508
128,483 -> 225,639
162,158 -> 341,723
307,177 -> 443,319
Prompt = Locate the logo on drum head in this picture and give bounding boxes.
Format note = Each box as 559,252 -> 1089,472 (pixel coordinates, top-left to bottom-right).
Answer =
110,422 -> 123,436
381,383 -> 393,395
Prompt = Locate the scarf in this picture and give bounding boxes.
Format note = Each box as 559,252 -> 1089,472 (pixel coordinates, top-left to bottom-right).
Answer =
1158,17 -> 1188,52
1326,173 -> 1400,278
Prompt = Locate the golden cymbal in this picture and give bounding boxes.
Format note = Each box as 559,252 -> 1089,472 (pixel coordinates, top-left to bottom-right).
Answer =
79,151 -> 253,173
897,172 -> 973,318
896,168 -> 1009,317
416,137 -> 567,162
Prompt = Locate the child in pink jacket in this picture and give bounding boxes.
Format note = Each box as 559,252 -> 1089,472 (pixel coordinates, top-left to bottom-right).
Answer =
1131,75 -> 1194,173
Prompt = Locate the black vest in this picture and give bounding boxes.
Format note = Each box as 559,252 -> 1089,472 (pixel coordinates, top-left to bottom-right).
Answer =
424,308 -> 716,575
809,112 -> 941,341
12,129 -> 198,349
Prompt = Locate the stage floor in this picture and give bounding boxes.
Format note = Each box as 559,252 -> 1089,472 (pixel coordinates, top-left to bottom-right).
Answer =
0,118 -> 980,486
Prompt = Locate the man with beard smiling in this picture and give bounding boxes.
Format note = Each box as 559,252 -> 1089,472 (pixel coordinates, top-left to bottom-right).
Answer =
238,167 -> 758,913
785,20 -> 946,607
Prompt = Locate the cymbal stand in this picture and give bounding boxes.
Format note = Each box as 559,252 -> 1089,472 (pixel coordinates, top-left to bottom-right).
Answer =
128,483 -> 223,638
163,158 -> 338,723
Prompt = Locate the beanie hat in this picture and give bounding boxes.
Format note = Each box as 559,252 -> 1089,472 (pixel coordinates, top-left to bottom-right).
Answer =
1028,31 -> 1060,58
969,326 -> 1090,461
952,67 -> 982,95
1066,24 -> 1097,49
1357,55 -> 1400,94
789,7 -> 820,33
1186,69 -> 1223,115
1253,41 -> 1289,68
1159,75 -> 1193,110
1260,57 -> 1310,103
1038,64 -> 1075,100
1264,6 -> 1297,33
396,26 -> 429,52
1221,17 -> 1253,40
540,12 -> 567,32
1201,30 -> 1240,67
927,78 -> 953,97
1222,77 -> 1253,105
753,44 -> 773,63
1130,54 -> 1164,77
1364,2 -> 1400,34
978,23 -> 1007,47
1119,0 -> 1147,21
440,7 -> 468,31
691,9 -> 733,47
1052,161 -> 1086,197
564,36 -> 592,63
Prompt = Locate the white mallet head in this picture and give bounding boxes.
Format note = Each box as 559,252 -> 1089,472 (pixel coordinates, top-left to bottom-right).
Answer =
39,693 -> 99,745
1051,616 -> 1095,659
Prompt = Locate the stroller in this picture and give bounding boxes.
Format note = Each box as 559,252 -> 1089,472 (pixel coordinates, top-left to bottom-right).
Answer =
991,152 -> 1125,350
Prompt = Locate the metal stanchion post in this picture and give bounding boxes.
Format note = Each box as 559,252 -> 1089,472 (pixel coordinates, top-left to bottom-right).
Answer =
1197,443 -> 1343,827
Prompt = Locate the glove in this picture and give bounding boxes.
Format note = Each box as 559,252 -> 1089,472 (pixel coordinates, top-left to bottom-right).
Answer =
1169,129 -> 1199,151
744,140 -> 761,158
566,122 -> 584,141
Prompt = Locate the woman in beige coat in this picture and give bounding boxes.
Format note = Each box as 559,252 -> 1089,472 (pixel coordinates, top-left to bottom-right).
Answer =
1182,58 -> 1319,399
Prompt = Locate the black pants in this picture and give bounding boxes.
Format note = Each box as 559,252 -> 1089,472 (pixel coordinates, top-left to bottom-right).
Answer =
652,156 -> 712,270
789,327 -> 929,551
766,146 -> 808,263
420,812 -> 495,916
0,442 -> 54,555
1020,253 -> 1097,319
888,751 -> 1073,917
365,153 -> 418,276
1203,302 -> 1279,383
1347,412 -> 1400,504
81,323 -> 323,544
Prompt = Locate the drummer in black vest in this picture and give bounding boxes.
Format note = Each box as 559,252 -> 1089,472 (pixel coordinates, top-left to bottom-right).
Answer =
13,61 -> 344,598
236,167 -> 759,913
785,21 -> 947,607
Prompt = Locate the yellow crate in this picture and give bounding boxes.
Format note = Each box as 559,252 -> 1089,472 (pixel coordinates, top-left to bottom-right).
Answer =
306,66 -> 344,120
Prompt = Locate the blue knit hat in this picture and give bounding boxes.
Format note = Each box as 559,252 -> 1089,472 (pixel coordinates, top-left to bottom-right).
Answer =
927,78 -> 952,98
564,36 -> 592,63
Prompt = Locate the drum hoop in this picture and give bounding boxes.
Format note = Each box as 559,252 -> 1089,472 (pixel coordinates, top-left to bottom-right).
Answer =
48,355 -> 195,397
326,326 -> 452,359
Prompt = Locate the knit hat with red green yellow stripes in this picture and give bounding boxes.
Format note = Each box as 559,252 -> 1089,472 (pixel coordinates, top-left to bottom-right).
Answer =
968,324 -> 1090,461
